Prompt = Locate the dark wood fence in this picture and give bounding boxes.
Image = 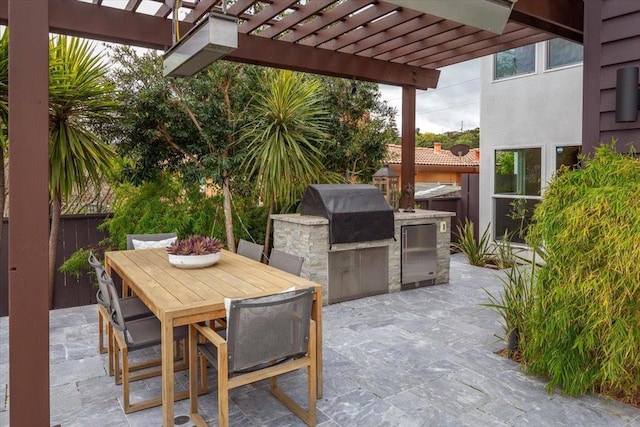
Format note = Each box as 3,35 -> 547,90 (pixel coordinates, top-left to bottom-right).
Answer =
415,174 -> 480,243
0,213 -> 110,316
461,173 -> 480,241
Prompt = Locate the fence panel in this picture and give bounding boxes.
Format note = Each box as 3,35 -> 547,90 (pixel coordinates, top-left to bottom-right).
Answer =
461,174 -> 480,241
1,213 -> 110,316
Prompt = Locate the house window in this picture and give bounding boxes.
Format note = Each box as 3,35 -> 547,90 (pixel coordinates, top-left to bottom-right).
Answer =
494,198 -> 538,244
493,148 -> 541,243
494,148 -> 541,196
494,44 -> 536,80
555,145 -> 581,170
546,38 -> 583,70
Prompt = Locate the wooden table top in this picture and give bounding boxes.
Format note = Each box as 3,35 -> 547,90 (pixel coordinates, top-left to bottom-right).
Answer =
104,248 -> 320,323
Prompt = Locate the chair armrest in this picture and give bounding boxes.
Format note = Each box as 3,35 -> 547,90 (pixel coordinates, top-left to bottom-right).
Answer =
194,323 -> 226,348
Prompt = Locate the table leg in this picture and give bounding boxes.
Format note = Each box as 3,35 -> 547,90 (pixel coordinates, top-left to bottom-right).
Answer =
161,316 -> 175,427
313,286 -> 323,398
188,325 -> 198,415
122,280 -> 130,297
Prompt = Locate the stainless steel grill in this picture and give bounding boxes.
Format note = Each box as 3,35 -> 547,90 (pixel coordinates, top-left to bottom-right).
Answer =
300,184 -> 394,245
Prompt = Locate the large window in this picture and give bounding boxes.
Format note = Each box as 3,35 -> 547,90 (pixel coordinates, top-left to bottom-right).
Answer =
493,148 -> 541,243
494,148 -> 541,196
494,44 -> 536,80
546,38 -> 583,70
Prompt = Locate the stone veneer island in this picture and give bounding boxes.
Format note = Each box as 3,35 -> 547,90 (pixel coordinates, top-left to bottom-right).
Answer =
272,209 -> 454,305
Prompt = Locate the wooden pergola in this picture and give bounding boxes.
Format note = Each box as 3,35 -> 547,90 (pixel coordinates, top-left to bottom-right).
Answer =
0,1 -> 582,425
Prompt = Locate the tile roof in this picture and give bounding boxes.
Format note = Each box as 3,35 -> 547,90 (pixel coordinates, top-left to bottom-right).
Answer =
386,144 -> 479,167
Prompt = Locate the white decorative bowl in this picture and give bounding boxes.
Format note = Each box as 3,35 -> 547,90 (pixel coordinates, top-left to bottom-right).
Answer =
168,253 -> 220,269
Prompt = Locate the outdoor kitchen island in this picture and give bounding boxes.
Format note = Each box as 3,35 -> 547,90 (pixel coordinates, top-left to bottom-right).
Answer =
272,185 -> 454,305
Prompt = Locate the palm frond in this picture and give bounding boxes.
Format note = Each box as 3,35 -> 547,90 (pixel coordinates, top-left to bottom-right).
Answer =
48,35 -> 117,199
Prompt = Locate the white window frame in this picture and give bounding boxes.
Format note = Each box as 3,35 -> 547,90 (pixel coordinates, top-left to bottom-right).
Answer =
492,44 -> 537,82
491,145 -> 544,244
544,39 -> 583,73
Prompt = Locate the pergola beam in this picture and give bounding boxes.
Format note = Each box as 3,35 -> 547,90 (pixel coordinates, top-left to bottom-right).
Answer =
0,0 -> 175,50
401,86 -> 416,208
228,33 -> 440,89
511,0 -> 583,43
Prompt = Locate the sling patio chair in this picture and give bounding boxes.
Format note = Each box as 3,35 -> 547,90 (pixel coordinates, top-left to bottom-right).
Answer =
236,239 -> 264,262
89,252 -> 151,362
107,278 -> 205,413
269,248 -> 305,276
210,239 -> 263,332
98,269 -> 184,379
97,268 -> 184,379
188,288 -> 317,427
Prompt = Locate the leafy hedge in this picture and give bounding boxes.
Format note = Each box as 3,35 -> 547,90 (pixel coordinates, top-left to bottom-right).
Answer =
523,144 -> 640,400
103,174 -> 267,250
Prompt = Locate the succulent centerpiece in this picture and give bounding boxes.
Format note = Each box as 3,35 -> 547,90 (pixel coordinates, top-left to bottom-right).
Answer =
166,235 -> 223,269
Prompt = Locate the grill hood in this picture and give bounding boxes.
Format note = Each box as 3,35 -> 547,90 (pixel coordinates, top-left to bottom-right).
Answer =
300,184 -> 395,244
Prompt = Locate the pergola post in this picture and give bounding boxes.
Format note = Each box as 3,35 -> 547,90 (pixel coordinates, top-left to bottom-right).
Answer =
8,1 -> 50,426
401,85 -> 416,209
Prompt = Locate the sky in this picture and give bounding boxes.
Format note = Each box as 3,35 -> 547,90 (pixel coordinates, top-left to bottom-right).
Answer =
378,58 -> 481,135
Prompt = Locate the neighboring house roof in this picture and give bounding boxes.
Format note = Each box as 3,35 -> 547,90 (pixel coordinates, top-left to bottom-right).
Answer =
386,144 -> 479,168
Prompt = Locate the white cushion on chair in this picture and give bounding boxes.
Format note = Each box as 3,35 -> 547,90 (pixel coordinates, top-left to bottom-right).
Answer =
131,237 -> 177,250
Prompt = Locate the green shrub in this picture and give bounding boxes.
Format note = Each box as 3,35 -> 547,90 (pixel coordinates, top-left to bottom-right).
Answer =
487,230 -> 518,269
58,247 -> 94,280
59,174 -> 268,277
451,219 -> 491,266
523,143 -> 640,401
102,174 -> 267,250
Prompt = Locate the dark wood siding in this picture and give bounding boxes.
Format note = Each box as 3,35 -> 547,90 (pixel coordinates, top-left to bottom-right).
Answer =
583,0 -> 640,154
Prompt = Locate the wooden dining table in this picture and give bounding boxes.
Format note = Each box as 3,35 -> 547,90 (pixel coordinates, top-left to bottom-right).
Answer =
104,247 -> 323,427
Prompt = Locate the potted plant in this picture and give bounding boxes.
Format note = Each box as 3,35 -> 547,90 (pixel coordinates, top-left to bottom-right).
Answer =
166,235 -> 223,269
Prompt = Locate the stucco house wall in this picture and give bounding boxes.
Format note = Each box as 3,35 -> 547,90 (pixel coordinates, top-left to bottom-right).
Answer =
479,41 -> 583,240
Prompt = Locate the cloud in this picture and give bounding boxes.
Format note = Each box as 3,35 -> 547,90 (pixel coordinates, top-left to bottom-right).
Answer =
379,58 -> 481,134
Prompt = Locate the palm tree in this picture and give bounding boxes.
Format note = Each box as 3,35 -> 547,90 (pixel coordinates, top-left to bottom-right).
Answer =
241,69 -> 330,258
48,36 -> 117,308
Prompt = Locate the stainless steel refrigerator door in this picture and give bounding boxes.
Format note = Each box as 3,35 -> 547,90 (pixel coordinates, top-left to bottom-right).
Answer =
401,224 -> 437,285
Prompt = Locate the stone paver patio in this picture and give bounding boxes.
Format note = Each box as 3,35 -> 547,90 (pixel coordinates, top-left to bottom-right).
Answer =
1,253 -> 638,426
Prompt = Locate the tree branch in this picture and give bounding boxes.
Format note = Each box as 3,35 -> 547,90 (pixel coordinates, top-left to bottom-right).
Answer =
156,122 -> 199,163
169,82 -> 216,153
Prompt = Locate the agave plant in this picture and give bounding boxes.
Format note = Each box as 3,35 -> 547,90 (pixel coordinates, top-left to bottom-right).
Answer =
451,219 -> 492,267
167,236 -> 223,255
